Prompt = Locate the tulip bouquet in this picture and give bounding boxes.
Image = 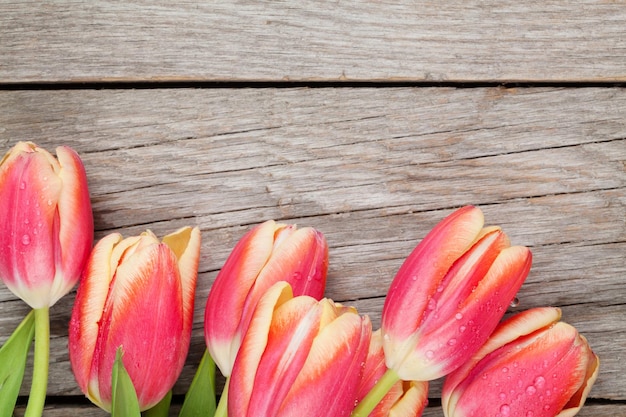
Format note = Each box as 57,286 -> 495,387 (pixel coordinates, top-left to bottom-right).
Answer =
0,142 -> 599,417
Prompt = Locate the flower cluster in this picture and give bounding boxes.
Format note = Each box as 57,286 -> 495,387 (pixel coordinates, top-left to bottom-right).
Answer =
0,142 -> 599,417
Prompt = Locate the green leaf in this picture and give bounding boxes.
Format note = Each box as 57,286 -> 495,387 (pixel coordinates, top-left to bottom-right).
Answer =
178,349 -> 217,417
111,348 -> 141,417
142,390 -> 172,417
0,310 -> 35,417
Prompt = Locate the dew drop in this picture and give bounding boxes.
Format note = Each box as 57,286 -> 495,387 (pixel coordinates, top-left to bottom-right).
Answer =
425,350 -> 434,359
21,234 -> 30,245
526,385 -> 537,395
498,392 -> 506,401
47,199 -> 53,206
19,182 -> 26,190
412,275 -> 418,281
534,376 -> 545,388
427,299 -> 436,310
447,338 -> 457,346
292,271 -> 302,280
455,312 -> 463,320
500,404 -> 511,416
526,412 -> 534,417
459,325 -> 467,333
510,297 -> 520,307
501,367 -> 509,373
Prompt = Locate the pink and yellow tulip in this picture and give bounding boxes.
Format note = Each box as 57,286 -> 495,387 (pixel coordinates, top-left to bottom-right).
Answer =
204,220 -> 328,376
0,141 -> 93,309
357,330 -> 429,417
228,282 -> 371,417
442,307 -> 599,417
69,227 -> 201,412
381,206 -> 532,381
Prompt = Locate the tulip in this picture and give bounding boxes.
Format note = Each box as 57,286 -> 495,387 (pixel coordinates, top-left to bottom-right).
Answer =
69,227 -> 201,412
381,205 -> 532,382
357,330 -> 429,417
227,281 -> 371,417
0,141 -> 93,309
0,141 -> 93,417
204,220 -> 328,377
442,307 -> 599,417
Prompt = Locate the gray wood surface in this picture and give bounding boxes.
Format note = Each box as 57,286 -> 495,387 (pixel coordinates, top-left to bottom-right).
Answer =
1,1 -> 626,83
1,88 -> 624,415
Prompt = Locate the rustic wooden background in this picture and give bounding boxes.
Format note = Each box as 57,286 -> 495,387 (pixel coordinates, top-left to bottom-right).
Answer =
1,2 -> 625,416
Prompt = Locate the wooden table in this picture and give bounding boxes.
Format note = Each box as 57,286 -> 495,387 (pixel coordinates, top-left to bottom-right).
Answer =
1,2 -> 624,416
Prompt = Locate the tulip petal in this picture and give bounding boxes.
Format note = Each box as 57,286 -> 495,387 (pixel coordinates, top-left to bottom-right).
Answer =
406,245 -> 532,381
443,307 -> 599,417
204,220 -> 283,374
162,226 -> 201,336
0,143 -> 63,308
92,243 -> 185,411
249,227 -> 328,307
443,306 -> 562,403
53,145 -> 94,306
228,282 -> 294,417
279,310 -> 372,417
241,295 -> 321,416
389,381 -> 429,417
69,232 -> 123,402
383,206 -> 484,344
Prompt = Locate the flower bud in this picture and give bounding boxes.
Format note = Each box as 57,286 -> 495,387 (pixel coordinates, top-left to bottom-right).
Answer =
382,206 -> 532,381
69,227 -> 201,411
0,141 -> 93,308
442,307 -> 599,417
204,220 -> 328,376
229,282 -> 371,417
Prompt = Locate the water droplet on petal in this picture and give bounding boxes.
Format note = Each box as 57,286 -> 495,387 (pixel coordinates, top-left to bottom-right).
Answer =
447,338 -> 457,346
500,404 -> 511,416
455,312 -> 463,320
499,392 -> 507,401
292,271 -> 302,280
526,412 -> 534,417
526,385 -> 537,395
21,234 -> 30,245
19,182 -> 26,190
425,350 -> 434,359
47,199 -> 53,206
510,297 -> 520,307
534,376 -> 545,388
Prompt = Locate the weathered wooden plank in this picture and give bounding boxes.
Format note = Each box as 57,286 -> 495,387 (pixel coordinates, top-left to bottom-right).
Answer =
1,2 -> 625,83
0,87 -> 624,413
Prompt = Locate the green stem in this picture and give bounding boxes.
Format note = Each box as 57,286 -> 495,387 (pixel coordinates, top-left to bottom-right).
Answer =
351,368 -> 400,417
24,307 -> 50,417
214,377 -> 230,417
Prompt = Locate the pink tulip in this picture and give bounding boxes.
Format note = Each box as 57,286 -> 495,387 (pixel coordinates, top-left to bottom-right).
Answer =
204,220 -> 328,376
0,141 -> 93,308
69,227 -> 201,411
381,206 -> 532,381
229,282 -> 371,417
442,307 -> 599,417
357,330 -> 429,417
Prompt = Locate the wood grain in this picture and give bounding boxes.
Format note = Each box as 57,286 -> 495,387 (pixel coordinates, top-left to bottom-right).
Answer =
0,87 -> 624,415
1,1 -> 625,83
